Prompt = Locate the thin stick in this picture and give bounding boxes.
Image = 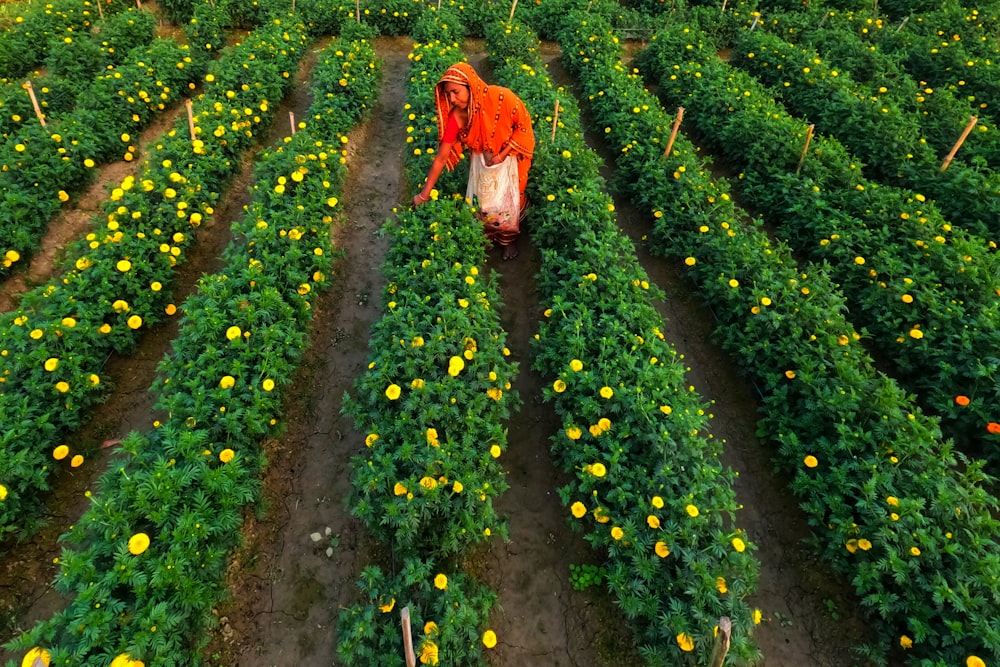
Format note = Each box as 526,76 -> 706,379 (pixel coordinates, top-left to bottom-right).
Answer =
708,617 -> 733,667
895,16 -> 909,32
186,99 -> 196,141
663,106 -> 684,157
721,0 -> 727,12
750,15 -> 759,30
550,99 -> 559,142
291,0 -> 295,12
796,124 -> 815,175
355,0 -> 360,22
509,0 -> 518,21
437,0 -> 441,9
940,116 -> 978,171
817,11 -> 828,28
96,0 -> 104,19
400,606 -> 416,667
289,111 -> 296,134
24,81 -> 46,127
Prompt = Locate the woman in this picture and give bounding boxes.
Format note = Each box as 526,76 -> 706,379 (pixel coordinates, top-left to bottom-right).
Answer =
413,62 -> 535,260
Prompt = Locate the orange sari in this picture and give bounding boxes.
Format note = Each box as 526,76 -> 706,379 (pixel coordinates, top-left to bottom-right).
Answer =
435,63 -> 535,199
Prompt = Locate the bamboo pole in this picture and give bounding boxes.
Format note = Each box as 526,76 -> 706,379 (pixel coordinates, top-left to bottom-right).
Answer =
96,0 -> 104,19
509,0 -> 518,21
291,0 -> 295,12
663,106 -> 684,157
186,100 -> 196,141
289,111 -> 296,134
707,617 -> 733,667
796,124 -> 815,175
24,81 -> 45,127
721,0 -> 727,12
355,0 -> 360,22
750,15 -> 759,30
896,16 -> 909,32
550,99 -> 559,142
940,116 -> 978,171
401,606 -> 416,667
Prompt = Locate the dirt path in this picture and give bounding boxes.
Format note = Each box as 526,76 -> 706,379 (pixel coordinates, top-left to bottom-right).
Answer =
540,47 -> 878,667
0,39 -> 326,664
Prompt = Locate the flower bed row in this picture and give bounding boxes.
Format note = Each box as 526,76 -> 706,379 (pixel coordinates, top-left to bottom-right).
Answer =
730,28 -> 1000,240
0,2 -> 229,279
337,11 -> 512,666
755,8 -> 1000,169
485,13 -> 761,666
0,18 -> 306,546
4,23 -> 380,666
637,20 -> 1000,465
540,4 -> 1000,665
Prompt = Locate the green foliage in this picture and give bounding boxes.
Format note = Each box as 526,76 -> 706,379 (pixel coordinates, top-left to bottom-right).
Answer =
568,563 -> 605,591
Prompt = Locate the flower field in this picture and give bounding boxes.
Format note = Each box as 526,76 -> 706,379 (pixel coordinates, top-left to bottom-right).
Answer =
0,0 -> 999,666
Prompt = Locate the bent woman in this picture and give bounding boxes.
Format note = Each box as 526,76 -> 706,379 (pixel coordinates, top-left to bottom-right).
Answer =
413,62 -> 535,260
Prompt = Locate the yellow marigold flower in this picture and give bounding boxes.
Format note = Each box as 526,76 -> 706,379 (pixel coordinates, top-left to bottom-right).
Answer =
655,541 -> 670,558
434,573 -> 447,590
490,444 -> 501,458
411,336 -> 424,347
651,496 -> 664,509
598,417 -> 611,431
380,598 -> 395,613
219,375 -> 235,389
910,546 -> 921,556
566,426 -> 582,440
647,514 -> 660,529
660,405 -> 672,415
53,445 -> 69,460
419,640 -> 438,665
846,539 -> 858,553
900,635 -> 913,649
785,370 -> 796,379
420,476 -> 437,490
887,496 -> 899,506
219,449 -> 235,463
262,379 -> 275,391
150,281 -> 162,292
589,462 -> 607,477
116,259 -> 132,272
908,328 -> 924,339
58,190 -> 69,202
753,609 -> 762,624
685,504 -> 699,517
611,526 -> 624,540
599,386 -> 614,399
901,294 -> 913,303
803,455 -> 818,468
55,381 -> 70,393
553,379 -> 567,393
487,388 -> 502,401
967,657 -> 986,667
127,315 -> 142,329
21,648 -> 50,667
411,378 -> 424,389
569,359 -> 583,371
728,278 -> 739,288
571,501 -> 586,518
71,455 -> 84,468
589,424 -> 602,437
128,532 -> 150,555
448,356 -> 464,376
685,256 -> 696,266
226,326 -> 242,340
482,630 -> 497,649
716,577 -> 728,594
858,538 -> 872,551
452,481 -> 463,493
676,632 -> 694,652
44,357 -> 59,372
385,384 -> 401,400
394,483 -> 407,496
424,621 -> 438,635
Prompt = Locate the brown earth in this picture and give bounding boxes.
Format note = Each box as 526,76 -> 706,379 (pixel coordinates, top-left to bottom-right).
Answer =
1,36 -> 880,667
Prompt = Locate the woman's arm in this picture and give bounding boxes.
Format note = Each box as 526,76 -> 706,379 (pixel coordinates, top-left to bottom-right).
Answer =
413,140 -> 455,206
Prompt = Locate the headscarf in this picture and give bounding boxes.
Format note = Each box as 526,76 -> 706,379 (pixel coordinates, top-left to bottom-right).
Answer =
435,62 -> 535,193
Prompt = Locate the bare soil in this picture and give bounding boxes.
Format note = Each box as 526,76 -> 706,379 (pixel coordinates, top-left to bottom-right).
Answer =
1,37 -> 879,667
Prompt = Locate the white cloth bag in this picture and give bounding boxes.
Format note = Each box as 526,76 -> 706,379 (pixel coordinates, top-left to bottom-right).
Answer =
467,152 -> 520,233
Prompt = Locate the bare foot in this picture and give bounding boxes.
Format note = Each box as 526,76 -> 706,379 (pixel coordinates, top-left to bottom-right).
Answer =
501,243 -> 518,260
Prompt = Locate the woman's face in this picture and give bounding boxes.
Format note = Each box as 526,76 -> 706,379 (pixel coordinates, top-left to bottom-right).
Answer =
442,82 -> 470,110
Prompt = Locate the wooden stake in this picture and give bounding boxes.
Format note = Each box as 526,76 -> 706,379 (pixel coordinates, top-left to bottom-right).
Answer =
750,15 -> 759,30
721,0 -> 727,12
940,116 -> 978,171
509,0 -> 517,21
185,99 -> 196,141
437,0 -> 441,9
895,16 -> 909,32
291,0 -> 295,12
136,0 -> 142,10
708,617 -> 733,667
400,606 -> 416,667
96,0 -> 104,19
24,81 -> 46,127
550,99 -> 559,142
663,106 -> 684,157
289,111 -> 296,134
796,124 -> 815,175
355,0 -> 360,22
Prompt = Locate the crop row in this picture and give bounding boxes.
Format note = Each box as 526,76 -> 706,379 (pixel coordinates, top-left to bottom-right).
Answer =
4,21 -> 379,666
484,11 -> 763,666
535,3 -> 1000,664
0,2 -> 230,280
756,8 -> 1000,169
730,28 -> 1000,239
637,19 -> 1000,466
336,9 -> 509,666
0,18 -> 306,546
